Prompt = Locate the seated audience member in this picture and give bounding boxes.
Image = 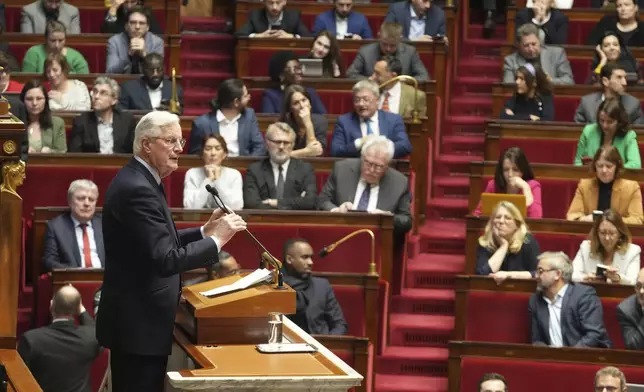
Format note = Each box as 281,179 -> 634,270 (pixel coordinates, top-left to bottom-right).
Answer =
189,79 -> 264,156
243,122 -> 317,210
331,80 -> 411,158
307,31 -> 345,78
530,251 -> 612,348
572,209 -> 640,284
0,53 -> 23,93
17,286 -> 101,392
21,0 -> 80,34
589,33 -> 640,84
500,63 -> 554,121
312,0 -> 373,39
0,27 -> 20,73
43,179 -> 104,271
106,6 -> 164,74
102,0 -> 162,34
473,147 -> 542,218
587,0 -> 644,47
184,135 -> 243,210
574,99 -> 641,168
318,136 -> 413,234
476,201 -> 540,282
279,85 -> 327,158
347,22 -> 430,81
44,53 -> 91,111
369,57 -> 427,119
22,20 -> 89,74
568,146 -> 643,223
617,268 -> 644,349
478,373 -> 508,392
119,53 -> 184,112
69,77 -> 137,154
526,0 -> 572,7
281,238 -> 348,335
261,51 -> 327,114
384,0 -> 446,42
21,80 -> 67,153
213,251 -> 241,278
503,23 -> 574,85
594,367 -> 628,392
515,0 -> 569,45
235,0 -> 310,38
575,62 -> 643,125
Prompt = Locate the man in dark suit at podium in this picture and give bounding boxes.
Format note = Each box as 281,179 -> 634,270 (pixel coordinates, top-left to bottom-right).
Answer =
96,111 -> 247,392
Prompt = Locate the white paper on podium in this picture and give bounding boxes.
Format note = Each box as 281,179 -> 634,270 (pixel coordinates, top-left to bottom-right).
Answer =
199,268 -> 272,297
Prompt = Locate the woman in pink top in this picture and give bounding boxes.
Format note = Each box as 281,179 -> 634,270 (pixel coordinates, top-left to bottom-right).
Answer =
474,147 -> 543,218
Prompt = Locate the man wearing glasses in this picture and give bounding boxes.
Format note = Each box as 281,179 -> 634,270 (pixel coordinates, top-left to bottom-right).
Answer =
529,251 -> 612,348
21,0 -> 80,34
243,122 -> 317,210
617,268 -> 644,350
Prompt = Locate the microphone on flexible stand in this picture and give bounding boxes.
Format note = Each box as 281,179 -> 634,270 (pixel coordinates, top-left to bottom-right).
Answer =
318,229 -> 378,276
204,184 -> 285,289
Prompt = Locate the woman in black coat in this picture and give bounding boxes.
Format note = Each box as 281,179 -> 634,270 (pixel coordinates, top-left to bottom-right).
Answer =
501,63 -> 555,121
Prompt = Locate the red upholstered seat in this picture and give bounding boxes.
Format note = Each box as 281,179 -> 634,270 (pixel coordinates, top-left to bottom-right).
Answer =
333,286 -> 366,336
498,138 -> 577,165
567,21 -> 599,46
459,356 -> 644,392
569,59 -> 592,85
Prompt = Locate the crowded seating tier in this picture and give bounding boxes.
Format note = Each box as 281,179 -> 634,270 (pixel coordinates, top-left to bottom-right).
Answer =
484,120 -> 644,164
453,275 -> 632,348
448,341 -> 644,392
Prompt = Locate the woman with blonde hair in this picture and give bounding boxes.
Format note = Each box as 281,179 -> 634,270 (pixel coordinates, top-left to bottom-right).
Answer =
572,209 -> 640,284
476,201 -> 541,284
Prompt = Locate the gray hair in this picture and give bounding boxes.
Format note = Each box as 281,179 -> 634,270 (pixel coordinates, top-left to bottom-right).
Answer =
133,111 -> 180,154
538,251 -> 573,283
362,135 -> 395,162
67,179 -> 98,202
93,76 -> 120,100
595,366 -> 626,391
266,122 -> 295,141
352,79 -> 380,98
517,23 -> 539,41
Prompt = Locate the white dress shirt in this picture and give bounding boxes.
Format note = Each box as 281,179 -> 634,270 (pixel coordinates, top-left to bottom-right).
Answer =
352,178 -> 380,211
409,7 -> 427,40
97,113 -> 114,154
379,81 -> 401,114
147,81 -> 163,110
526,0 -> 573,8
70,216 -> 102,268
270,159 -> 291,187
216,110 -> 241,157
543,284 -> 568,347
335,14 -> 348,37
355,111 -> 380,150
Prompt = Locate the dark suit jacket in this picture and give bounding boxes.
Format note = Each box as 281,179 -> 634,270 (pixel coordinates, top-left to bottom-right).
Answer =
528,283 -> 612,348
587,15 -> 644,47
317,158 -> 413,233
235,9 -> 310,37
243,158 -> 317,210
68,109 -> 137,153
260,87 -> 327,115
346,42 -> 430,81
282,271 -> 348,335
574,92 -> 644,125
617,294 -> 644,350
17,312 -> 101,392
383,1 -> 446,39
118,77 -> 184,112
312,10 -> 373,39
188,108 -> 266,156
515,8 -> 569,45
330,110 -> 412,158
96,158 -> 220,356
42,213 -> 105,272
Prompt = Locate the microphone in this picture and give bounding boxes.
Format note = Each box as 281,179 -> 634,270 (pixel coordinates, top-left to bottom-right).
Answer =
317,229 -> 378,276
204,184 -> 285,288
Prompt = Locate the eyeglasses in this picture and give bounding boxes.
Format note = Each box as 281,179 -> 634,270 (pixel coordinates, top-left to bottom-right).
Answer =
354,96 -> 374,104
536,268 -> 557,275
362,159 -> 387,172
267,138 -> 293,147
153,137 -> 186,148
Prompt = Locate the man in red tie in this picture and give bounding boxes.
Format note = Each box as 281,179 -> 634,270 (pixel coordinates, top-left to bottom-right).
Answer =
42,179 -> 105,271
369,57 -> 427,119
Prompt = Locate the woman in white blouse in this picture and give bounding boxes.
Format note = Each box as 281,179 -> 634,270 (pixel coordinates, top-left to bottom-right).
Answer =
572,208 -> 641,285
184,134 -> 244,210
44,52 -> 91,111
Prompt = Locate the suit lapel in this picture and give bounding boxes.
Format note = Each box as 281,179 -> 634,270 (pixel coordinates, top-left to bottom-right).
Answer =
377,111 -> 388,138
351,113 -> 363,141
283,160 -> 296,197
92,216 -> 105,267
537,297 -> 552,345
86,113 -> 100,151
375,171 -> 390,210
560,285 -> 572,345
65,215 -> 82,267
347,160 -> 361,202
161,79 -> 172,102
137,79 -> 153,110
110,111 -> 123,152
611,179 -> 624,211
237,114 -> 248,154
262,160 -> 277,199
403,4 -> 412,38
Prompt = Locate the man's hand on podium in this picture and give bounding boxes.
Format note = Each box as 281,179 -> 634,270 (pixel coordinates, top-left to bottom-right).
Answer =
203,208 -> 247,248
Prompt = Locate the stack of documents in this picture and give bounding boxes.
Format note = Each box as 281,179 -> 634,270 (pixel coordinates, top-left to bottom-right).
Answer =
199,268 -> 272,297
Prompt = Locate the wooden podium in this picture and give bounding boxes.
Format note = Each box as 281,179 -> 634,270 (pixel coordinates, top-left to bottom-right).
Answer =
170,273 -> 364,391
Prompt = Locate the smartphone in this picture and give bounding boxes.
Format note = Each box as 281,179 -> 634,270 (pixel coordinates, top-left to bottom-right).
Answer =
595,264 -> 609,281
270,23 -> 282,30
593,210 -> 604,220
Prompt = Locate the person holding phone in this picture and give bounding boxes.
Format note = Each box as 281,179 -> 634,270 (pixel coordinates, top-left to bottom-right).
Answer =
572,209 -> 640,284
235,0 -> 310,38
383,0 -> 446,42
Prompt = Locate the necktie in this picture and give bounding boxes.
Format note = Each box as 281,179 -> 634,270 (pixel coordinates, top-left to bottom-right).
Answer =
276,165 -> 285,199
365,119 -> 373,135
357,184 -> 371,211
381,92 -> 390,112
80,223 -> 92,268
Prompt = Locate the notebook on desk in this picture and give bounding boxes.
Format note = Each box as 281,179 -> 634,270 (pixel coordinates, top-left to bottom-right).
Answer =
479,193 -> 527,217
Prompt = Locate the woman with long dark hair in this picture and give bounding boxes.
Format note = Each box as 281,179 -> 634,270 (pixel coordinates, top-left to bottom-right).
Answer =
279,84 -> 328,157
307,31 -> 344,78
20,79 -> 66,153
500,63 -> 554,121
589,31 -> 640,83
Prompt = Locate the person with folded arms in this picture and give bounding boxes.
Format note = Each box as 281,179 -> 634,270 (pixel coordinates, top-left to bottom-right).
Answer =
572,208 -> 640,284
500,63 -> 554,121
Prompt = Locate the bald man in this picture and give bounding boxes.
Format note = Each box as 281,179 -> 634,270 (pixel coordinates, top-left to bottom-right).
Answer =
617,268 -> 644,350
18,285 -> 101,392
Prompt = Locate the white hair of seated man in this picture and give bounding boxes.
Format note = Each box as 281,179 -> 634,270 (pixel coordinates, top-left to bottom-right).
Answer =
132,111 -> 181,155
361,135 -> 395,163
67,179 -> 99,203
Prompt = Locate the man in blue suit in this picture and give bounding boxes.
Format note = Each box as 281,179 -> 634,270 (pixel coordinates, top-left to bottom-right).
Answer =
384,0 -> 446,41
312,0 -> 373,39
188,78 -> 265,156
330,79 -> 411,158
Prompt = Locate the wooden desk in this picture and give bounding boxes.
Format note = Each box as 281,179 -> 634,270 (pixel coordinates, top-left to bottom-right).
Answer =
0,350 -> 42,392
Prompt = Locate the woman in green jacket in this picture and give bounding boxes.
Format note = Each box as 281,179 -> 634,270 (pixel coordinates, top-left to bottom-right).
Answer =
21,20 -> 89,74
574,98 -> 641,169
20,80 -> 67,154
